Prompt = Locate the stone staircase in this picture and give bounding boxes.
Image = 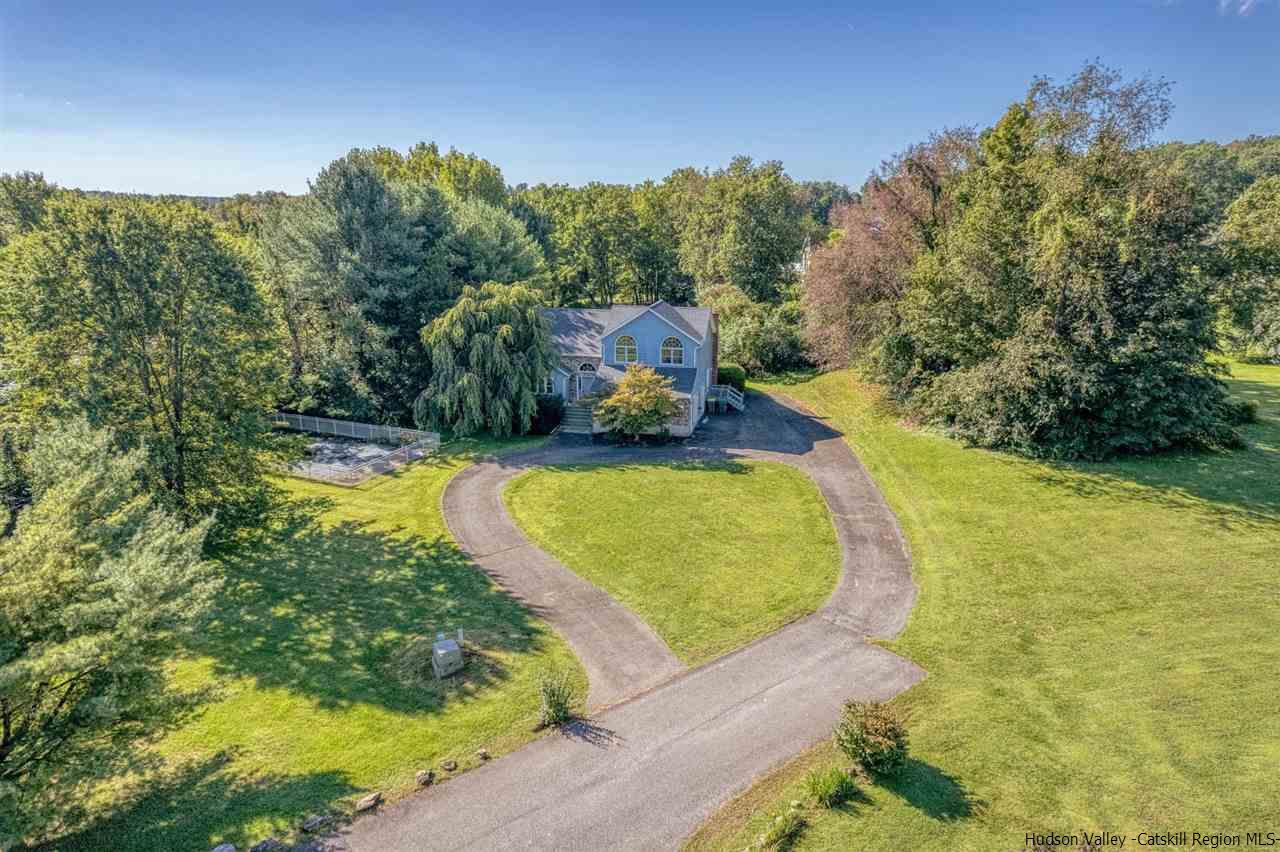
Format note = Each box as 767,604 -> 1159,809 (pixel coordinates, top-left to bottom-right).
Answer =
560,402 -> 595,435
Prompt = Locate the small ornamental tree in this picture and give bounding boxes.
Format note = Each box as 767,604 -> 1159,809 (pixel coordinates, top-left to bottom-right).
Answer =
415,282 -> 556,437
834,700 -> 909,778
593,366 -> 681,440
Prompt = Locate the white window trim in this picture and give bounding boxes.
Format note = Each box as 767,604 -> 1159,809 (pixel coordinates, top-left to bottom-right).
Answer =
660,336 -> 685,366
614,335 -> 638,364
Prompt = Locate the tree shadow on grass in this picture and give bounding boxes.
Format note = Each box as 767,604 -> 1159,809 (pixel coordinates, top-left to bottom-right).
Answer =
1027,375 -> 1280,529
877,758 -> 984,822
197,499 -> 550,715
50,751 -> 359,852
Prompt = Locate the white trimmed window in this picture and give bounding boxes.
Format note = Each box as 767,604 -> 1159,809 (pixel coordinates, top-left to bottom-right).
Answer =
614,336 -> 638,363
537,376 -> 554,395
660,336 -> 684,365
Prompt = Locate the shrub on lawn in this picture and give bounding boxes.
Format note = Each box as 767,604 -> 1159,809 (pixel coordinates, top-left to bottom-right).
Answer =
834,700 -> 909,778
531,395 -> 565,434
717,362 -> 747,392
805,767 -> 858,808
755,807 -> 806,849
537,670 -> 576,728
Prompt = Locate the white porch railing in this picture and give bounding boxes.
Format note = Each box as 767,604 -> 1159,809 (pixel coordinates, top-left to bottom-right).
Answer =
708,384 -> 745,411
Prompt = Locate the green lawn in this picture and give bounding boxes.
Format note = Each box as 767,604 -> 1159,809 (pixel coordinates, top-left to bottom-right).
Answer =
688,363 -> 1280,851
60,437 -> 586,852
503,460 -> 841,665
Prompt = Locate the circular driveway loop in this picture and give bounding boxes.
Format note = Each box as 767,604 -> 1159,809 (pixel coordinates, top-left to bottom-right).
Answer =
340,391 -> 923,851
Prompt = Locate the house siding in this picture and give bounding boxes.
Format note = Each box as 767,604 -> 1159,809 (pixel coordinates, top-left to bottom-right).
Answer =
601,313 -> 700,368
544,305 -> 718,436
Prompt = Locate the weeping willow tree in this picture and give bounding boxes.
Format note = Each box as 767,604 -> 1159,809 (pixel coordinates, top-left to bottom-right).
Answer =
415,282 -> 556,436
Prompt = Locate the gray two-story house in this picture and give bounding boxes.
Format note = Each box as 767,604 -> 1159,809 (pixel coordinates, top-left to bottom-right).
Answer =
542,301 -> 735,436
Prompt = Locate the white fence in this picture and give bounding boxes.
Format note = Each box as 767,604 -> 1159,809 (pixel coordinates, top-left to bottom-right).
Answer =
274,412 -> 441,486
274,412 -> 437,446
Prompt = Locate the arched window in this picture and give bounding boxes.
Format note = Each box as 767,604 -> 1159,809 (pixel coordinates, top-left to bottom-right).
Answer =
660,336 -> 684,365
579,362 -> 596,371
614,336 -> 638,363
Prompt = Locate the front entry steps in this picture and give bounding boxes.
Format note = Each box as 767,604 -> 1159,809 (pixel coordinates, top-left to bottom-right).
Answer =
560,402 -> 595,435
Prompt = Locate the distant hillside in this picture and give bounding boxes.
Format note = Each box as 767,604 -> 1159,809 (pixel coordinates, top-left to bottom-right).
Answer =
79,189 -> 227,207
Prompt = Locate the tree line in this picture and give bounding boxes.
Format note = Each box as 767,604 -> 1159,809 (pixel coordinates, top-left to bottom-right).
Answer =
0,140 -> 841,840
0,61 -> 1277,841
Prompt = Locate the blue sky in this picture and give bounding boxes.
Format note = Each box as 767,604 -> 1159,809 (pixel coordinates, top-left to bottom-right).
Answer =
1,0 -> 1277,196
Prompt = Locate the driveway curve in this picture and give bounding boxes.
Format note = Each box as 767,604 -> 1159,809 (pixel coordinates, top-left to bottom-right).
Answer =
339,391 -> 923,851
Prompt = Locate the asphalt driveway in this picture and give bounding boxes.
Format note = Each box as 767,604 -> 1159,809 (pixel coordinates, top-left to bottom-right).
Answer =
337,391 -> 923,850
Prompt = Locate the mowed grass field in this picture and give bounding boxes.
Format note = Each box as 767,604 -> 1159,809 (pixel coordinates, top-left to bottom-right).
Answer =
503,460 -> 841,665
688,363 -> 1280,851
60,437 -> 586,852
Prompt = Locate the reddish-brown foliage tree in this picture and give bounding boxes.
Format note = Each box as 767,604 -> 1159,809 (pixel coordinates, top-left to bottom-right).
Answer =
802,129 -> 977,369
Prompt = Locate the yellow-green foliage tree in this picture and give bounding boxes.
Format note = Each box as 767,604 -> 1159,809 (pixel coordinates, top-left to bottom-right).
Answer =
594,366 -> 681,439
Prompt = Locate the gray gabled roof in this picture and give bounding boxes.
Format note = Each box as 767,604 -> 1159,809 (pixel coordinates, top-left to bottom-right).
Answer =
648,301 -> 707,342
543,302 -> 712,357
597,363 -> 699,396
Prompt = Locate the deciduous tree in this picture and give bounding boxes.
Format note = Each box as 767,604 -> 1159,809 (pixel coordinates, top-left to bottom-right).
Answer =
679,157 -> 807,301
1219,176 -> 1280,359
0,195 -> 285,532
0,172 -> 55,247
802,130 -> 977,368
414,282 -> 556,436
368,142 -> 508,206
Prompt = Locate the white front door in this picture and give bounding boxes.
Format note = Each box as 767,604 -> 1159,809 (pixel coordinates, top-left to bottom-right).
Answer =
575,364 -> 596,401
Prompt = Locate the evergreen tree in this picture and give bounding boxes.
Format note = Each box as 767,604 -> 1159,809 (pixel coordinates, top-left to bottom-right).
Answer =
261,153 -> 453,420
445,195 -> 546,286
0,420 -> 217,844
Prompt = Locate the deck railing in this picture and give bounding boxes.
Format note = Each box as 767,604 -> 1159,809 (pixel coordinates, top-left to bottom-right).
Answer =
708,384 -> 745,411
